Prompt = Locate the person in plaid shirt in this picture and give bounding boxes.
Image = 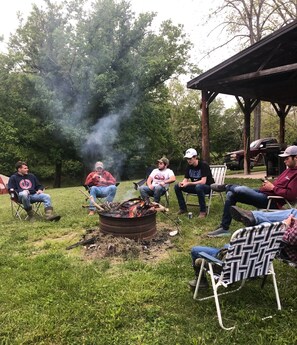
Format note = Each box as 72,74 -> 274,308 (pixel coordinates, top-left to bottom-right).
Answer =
231,206 -> 297,263
84,161 -> 117,215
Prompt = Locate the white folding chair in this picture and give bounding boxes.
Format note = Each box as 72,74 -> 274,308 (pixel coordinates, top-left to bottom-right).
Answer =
193,222 -> 286,330
185,164 -> 227,215
265,195 -> 297,211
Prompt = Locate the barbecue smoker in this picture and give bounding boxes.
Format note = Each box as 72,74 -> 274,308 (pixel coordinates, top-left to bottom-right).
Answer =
98,198 -> 160,240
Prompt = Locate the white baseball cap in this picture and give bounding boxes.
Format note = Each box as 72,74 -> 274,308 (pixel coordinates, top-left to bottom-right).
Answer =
95,161 -> 104,170
279,146 -> 297,157
184,148 -> 197,158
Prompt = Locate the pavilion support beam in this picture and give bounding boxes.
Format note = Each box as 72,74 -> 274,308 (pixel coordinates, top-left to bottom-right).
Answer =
235,97 -> 260,174
201,90 -> 218,163
271,103 -> 291,144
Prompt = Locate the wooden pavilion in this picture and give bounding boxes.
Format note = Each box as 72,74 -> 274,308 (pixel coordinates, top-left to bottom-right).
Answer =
187,20 -> 297,173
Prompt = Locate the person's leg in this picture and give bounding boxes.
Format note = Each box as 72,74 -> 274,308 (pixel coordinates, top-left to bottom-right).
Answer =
103,185 -> 117,202
252,209 -> 297,224
18,191 -> 31,210
174,183 -> 187,212
189,246 -> 221,288
221,186 -> 269,229
139,186 -> 154,201
89,186 -> 100,210
29,193 -> 52,208
193,184 -> 211,213
152,185 -> 166,203
191,246 -> 221,264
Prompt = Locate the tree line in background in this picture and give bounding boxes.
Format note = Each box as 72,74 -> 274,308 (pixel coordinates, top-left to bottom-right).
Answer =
0,0 -> 296,186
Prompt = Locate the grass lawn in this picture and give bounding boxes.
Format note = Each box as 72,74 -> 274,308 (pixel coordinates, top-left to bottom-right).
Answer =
0,177 -> 296,344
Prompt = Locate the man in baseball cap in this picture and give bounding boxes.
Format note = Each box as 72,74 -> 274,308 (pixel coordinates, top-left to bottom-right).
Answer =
174,148 -> 214,218
207,145 -> 297,237
184,148 -> 197,159
279,145 -> 297,157
139,156 -> 175,204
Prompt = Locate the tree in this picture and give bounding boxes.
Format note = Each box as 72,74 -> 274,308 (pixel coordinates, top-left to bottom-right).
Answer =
5,0 -> 193,182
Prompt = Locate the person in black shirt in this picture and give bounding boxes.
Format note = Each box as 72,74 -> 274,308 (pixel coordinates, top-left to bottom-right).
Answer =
174,148 -> 214,218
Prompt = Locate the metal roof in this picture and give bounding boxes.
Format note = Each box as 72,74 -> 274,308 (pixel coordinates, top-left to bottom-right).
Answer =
187,20 -> 297,106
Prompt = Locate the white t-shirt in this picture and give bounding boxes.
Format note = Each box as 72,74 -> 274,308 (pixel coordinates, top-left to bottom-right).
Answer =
149,168 -> 175,188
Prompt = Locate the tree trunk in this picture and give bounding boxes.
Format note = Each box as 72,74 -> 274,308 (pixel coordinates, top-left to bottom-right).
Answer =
53,160 -> 62,188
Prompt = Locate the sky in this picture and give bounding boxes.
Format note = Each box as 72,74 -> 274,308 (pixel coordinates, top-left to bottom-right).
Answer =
0,0 -> 236,104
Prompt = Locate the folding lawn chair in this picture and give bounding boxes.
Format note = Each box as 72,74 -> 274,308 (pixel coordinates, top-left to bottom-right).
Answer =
8,189 -> 43,220
193,221 -> 286,330
185,164 -> 227,216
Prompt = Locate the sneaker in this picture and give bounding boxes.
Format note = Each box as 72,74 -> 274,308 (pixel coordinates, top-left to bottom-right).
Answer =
207,227 -> 231,238
198,212 -> 207,218
211,184 -> 227,192
133,182 -> 139,190
230,206 -> 256,227
88,210 -> 96,216
177,209 -> 187,215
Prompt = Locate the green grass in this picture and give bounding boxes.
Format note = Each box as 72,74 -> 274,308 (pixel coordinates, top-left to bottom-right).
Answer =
0,178 -> 296,344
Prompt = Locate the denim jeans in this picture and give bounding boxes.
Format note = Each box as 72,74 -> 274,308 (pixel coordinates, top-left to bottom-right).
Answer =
221,184 -> 276,229
190,245 -> 231,265
174,183 -> 211,212
139,185 -> 166,203
89,185 -> 117,209
18,191 -> 52,210
253,208 -> 297,224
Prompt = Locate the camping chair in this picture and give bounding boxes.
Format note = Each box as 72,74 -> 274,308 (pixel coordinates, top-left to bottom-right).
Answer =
8,189 -> 43,220
265,195 -> 297,211
193,221 -> 286,330
185,164 -> 227,216
82,183 -> 120,206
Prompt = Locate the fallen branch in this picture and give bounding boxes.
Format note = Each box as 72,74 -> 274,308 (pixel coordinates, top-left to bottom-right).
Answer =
78,189 -> 105,211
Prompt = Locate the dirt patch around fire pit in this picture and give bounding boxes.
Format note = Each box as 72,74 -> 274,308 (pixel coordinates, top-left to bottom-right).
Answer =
67,222 -> 178,262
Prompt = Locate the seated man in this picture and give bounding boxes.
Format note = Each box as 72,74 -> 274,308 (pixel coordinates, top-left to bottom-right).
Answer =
8,161 -> 61,221
84,161 -> 117,215
174,148 -> 214,218
139,157 -> 175,203
208,145 -> 297,237
231,206 -> 297,264
189,212 -> 297,289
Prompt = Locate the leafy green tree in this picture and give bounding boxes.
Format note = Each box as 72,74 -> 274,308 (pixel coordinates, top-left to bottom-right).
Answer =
5,0 -> 192,181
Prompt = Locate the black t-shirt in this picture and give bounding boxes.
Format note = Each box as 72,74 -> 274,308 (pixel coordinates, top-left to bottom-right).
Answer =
184,161 -> 214,185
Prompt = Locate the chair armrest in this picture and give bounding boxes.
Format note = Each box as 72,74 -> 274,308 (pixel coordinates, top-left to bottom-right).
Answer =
199,251 -> 224,267
267,195 -> 285,200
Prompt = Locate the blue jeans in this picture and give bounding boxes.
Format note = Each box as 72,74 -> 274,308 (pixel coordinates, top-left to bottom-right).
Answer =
174,183 -> 211,212
191,245 -> 229,265
139,185 -> 166,203
89,185 -> 117,209
221,185 -> 276,229
18,191 -> 52,210
252,209 -> 297,224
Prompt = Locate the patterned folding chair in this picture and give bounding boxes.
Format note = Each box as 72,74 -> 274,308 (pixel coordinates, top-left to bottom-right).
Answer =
185,164 -> 227,215
193,222 -> 286,330
8,189 -> 42,220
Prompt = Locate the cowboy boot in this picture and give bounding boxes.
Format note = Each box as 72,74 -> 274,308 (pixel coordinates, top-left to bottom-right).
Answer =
26,207 -> 35,222
188,264 -> 209,289
44,207 -> 61,222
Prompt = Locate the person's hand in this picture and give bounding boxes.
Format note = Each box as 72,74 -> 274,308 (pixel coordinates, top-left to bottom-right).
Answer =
284,214 -> 294,227
36,189 -> 43,194
261,180 -> 274,191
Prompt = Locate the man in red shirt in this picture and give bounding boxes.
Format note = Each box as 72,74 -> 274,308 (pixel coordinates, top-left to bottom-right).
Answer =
208,145 -> 297,237
84,161 -> 117,215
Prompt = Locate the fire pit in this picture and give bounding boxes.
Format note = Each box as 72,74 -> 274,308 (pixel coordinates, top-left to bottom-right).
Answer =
98,198 -> 158,240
